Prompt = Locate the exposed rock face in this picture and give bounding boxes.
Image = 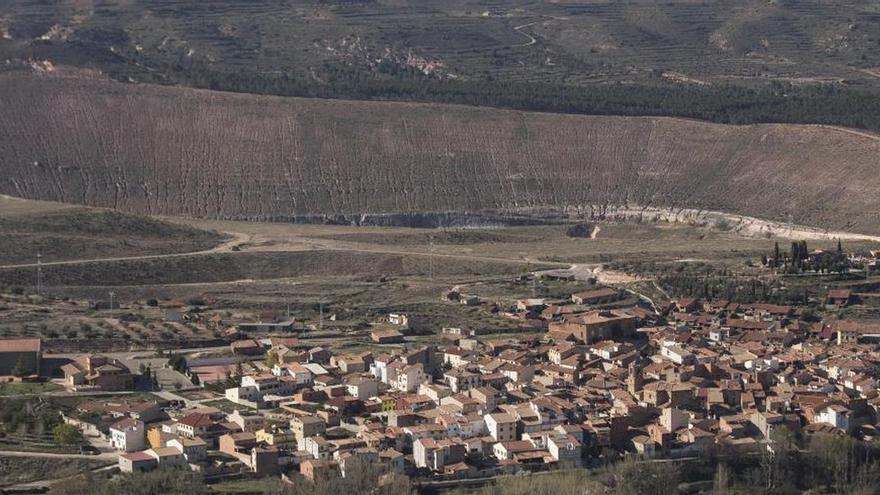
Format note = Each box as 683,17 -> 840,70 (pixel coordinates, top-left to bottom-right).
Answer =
2,73 -> 880,234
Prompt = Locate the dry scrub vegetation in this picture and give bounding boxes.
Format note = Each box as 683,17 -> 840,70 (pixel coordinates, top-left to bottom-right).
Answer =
0,196 -> 225,265
0,250 -> 541,288
2,73 -> 880,233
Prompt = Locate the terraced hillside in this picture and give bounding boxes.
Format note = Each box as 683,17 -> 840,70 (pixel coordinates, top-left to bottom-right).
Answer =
2,72 -> 880,234
3,0 -> 880,87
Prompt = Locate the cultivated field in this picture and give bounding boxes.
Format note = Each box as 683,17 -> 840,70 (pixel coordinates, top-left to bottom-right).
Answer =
2,72 -> 880,235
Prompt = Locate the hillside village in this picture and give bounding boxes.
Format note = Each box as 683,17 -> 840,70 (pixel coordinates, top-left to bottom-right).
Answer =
4,274 -> 880,490
7,1 -> 880,492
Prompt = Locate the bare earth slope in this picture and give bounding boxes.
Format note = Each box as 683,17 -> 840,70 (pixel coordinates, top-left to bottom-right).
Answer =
2,72 -> 879,233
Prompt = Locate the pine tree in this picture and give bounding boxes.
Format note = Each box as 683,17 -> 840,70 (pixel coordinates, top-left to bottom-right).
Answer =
12,355 -> 31,377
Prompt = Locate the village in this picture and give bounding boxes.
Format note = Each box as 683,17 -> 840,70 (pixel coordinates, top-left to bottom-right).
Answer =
3,253 -> 880,493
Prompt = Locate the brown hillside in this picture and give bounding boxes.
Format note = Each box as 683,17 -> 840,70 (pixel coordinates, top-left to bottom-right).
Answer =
1,72 -> 879,233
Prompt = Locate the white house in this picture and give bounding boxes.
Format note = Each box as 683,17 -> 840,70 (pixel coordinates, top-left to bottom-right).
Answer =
118,451 -> 157,473
396,363 -> 426,393
241,374 -> 296,396
548,434 -> 581,464
303,435 -> 332,460
843,375 -> 877,397
146,447 -> 187,468
273,363 -> 313,386
442,348 -> 475,368
110,418 -> 146,452
167,436 -> 208,462
709,328 -> 730,342
816,404 -> 853,433
226,385 -> 261,406
388,313 -> 409,327
370,355 -> 397,382
444,368 -> 481,393
484,412 -> 517,442
661,344 -> 694,365
345,376 -> 379,399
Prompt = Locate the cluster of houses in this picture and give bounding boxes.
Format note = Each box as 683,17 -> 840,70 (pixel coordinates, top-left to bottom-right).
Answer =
141,292 -> 878,481
6,281 -> 880,485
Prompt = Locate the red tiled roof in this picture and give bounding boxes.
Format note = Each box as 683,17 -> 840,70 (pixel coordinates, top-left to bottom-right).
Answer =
120,451 -> 155,462
111,418 -> 141,431
177,413 -> 213,428
0,338 -> 41,353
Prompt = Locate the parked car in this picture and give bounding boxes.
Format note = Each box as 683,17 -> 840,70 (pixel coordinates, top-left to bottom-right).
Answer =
79,445 -> 100,455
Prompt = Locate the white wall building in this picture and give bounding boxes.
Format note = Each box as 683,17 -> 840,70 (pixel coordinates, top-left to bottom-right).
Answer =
110,418 -> 146,452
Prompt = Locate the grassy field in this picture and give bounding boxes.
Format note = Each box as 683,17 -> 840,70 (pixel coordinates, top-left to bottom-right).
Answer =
0,382 -> 63,396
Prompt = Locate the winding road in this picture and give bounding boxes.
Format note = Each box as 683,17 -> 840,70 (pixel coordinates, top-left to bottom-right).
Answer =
513,21 -> 539,47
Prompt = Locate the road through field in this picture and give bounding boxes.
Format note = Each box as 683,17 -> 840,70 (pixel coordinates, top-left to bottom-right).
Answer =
0,231 -> 251,270
2,205 -> 878,292
0,449 -> 116,460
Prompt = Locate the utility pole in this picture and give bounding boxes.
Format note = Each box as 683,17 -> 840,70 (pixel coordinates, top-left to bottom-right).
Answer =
428,236 -> 435,280
35,252 -> 43,294
318,300 -> 324,331
108,291 -> 116,310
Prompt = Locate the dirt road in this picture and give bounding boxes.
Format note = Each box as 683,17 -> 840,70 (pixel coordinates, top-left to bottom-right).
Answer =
513,21 -> 538,46
0,231 -> 251,270
0,449 -> 116,460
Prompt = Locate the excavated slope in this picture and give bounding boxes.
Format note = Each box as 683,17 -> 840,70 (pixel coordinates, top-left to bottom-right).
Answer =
1,73 -> 879,233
